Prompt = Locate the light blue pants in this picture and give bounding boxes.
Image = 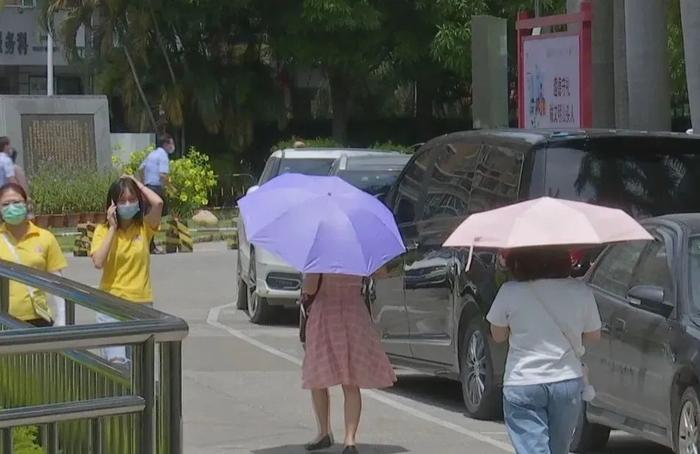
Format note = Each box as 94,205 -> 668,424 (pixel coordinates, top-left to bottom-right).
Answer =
503,378 -> 583,454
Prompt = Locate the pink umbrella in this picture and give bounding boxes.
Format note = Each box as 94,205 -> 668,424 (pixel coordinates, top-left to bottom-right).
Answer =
444,197 -> 653,250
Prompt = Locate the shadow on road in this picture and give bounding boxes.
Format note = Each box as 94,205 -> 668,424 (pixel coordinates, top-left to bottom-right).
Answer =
385,374 -> 472,416
252,444 -> 408,454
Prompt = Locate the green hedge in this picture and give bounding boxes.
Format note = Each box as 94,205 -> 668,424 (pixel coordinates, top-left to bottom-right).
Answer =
31,164 -> 118,215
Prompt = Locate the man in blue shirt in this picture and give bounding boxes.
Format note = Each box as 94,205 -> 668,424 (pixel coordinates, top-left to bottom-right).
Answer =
139,133 -> 175,252
0,137 -> 18,188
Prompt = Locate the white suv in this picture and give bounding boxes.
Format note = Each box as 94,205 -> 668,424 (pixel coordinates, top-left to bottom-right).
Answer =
236,148 -> 391,323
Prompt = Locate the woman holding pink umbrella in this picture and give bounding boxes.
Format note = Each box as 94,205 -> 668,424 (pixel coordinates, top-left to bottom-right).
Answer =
487,246 -> 601,454
443,197 -> 653,454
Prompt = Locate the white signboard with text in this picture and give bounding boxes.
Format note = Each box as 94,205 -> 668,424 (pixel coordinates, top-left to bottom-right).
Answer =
0,8 -> 84,66
523,34 -> 580,129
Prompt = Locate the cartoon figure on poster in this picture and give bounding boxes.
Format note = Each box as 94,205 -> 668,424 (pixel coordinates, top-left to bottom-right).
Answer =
527,65 -> 547,128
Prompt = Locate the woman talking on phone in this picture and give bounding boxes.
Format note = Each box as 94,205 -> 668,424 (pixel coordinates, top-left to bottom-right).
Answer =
90,175 -> 163,363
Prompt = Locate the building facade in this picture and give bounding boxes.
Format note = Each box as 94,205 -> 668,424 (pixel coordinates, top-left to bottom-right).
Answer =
0,0 -> 86,95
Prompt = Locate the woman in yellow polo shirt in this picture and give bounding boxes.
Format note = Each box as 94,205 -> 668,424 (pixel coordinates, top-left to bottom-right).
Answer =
90,175 -> 163,362
0,183 -> 67,327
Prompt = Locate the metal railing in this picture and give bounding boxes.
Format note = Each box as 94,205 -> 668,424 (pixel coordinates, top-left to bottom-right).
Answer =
0,259 -> 188,453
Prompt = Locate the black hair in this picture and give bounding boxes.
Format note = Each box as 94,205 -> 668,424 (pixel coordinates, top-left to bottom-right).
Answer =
0,182 -> 28,202
505,247 -> 572,281
0,137 -> 9,153
158,133 -> 174,148
106,178 -> 144,226
9,148 -> 17,163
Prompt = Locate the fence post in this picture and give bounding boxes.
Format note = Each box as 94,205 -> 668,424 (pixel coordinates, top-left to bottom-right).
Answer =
138,337 -> 156,454
1,428 -> 12,454
65,299 -> 76,325
0,277 -> 9,314
169,342 -> 183,454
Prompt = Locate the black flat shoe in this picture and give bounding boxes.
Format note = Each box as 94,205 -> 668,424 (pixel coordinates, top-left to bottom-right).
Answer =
305,434 -> 333,451
342,446 -> 359,454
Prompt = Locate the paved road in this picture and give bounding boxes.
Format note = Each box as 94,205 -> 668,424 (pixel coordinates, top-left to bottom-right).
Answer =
64,243 -> 672,454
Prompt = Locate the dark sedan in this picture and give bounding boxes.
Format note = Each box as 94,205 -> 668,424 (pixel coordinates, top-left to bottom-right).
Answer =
574,214 -> 700,454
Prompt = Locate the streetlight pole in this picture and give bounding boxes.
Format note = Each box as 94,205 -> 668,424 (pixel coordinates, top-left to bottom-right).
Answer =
47,29 -> 54,96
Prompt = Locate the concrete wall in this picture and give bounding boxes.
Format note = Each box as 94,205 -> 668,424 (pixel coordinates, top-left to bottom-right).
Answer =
111,133 -> 155,164
0,95 -> 111,171
471,15 -> 508,129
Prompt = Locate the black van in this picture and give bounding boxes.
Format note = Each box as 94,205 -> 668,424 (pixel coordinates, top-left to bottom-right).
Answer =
369,129 -> 700,420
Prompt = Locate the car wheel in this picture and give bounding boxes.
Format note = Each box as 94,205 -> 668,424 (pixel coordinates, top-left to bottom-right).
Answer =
570,403 -> 610,453
235,253 -> 248,310
459,318 -> 501,420
246,250 -> 275,324
677,387 -> 700,454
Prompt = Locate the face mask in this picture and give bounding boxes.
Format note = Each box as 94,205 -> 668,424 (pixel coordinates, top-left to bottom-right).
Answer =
117,202 -> 140,220
2,202 -> 27,225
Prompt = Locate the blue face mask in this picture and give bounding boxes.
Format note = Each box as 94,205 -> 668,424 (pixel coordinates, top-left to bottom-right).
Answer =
117,202 -> 140,220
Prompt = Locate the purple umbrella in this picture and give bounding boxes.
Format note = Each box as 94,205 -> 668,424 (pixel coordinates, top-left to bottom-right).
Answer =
237,173 -> 405,276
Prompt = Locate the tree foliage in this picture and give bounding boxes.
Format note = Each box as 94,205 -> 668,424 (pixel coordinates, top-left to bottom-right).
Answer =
44,0 -> 574,155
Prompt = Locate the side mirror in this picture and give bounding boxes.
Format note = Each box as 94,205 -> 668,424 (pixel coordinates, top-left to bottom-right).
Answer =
246,185 -> 260,195
627,285 -> 673,317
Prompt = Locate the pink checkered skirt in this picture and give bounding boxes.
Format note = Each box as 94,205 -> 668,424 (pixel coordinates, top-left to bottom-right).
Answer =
302,274 -> 397,390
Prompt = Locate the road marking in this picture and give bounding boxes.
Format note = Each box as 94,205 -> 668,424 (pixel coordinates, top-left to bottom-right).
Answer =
207,303 -> 514,453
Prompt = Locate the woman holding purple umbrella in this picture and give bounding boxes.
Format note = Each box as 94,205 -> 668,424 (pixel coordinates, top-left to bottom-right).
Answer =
236,173 -> 406,454
301,272 -> 396,453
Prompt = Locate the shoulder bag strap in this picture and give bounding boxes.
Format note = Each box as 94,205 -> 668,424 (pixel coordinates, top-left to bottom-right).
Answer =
2,233 -> 37,299
528,282 -> 584,359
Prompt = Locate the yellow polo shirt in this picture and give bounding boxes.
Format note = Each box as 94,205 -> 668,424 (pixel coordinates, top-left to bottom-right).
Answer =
91,222 -> 157,303
0,223 -> 67,321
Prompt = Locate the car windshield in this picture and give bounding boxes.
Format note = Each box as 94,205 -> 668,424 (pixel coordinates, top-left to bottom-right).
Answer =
336,169 -> 402,195
279,158 -> 336,176
690,236 -> 700,312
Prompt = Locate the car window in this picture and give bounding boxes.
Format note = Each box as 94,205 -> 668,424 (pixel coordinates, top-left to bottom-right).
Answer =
631,239 -> 674,301
422,142 -> 481,221
468,144 -> 525,214
279,158 -> 336,176
591,241 -> 646,297
394,146 -> 435,225
545,140 -> 700,218
336,170 -> 402,196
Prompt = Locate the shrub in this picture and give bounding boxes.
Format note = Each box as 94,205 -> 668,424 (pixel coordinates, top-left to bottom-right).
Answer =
272,137 -> 339,151
118,147 -> 218,219
370,141 -> 414,154
31,164 -> 118,215
13,426 -> 42,454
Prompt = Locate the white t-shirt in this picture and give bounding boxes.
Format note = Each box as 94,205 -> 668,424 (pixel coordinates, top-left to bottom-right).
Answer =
140,147 -> 170,186
0,153 -> 15,187
486,278 -> 601,386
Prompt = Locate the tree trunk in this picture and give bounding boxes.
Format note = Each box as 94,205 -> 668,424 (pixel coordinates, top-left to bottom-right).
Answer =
613,0 -> 629,128
328,70 -> 351,145
681,0 -> 700,132
591,0 -> 615,128
123,46 -> 158,133
625,0 -> 671,130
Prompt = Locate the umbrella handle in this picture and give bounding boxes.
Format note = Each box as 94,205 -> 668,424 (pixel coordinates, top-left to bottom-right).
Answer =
465,245 -> 474,272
